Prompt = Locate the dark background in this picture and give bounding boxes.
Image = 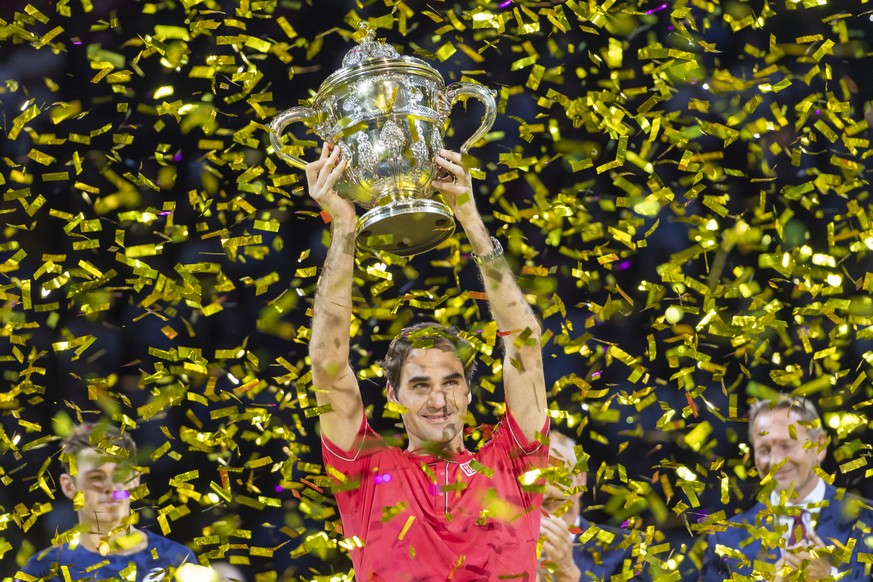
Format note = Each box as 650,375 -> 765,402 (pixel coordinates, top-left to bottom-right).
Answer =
2,0 -> 873,580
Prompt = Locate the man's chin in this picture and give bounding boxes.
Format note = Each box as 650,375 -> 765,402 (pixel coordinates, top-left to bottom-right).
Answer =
89,506 -> 128,520
419,431 -> 460,451
542,501 -> 562,514
773,479 -> 804,497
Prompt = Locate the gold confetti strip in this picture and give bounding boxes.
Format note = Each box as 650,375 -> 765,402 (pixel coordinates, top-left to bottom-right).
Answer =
1,0 -> 872,579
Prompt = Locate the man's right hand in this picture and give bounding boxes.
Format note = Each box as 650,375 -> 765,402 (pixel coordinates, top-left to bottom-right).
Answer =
306,143 -> 354,229
775,533 -> 834,581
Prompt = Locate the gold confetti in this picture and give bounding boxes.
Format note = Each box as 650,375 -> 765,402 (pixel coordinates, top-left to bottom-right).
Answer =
3,1 -> 873,578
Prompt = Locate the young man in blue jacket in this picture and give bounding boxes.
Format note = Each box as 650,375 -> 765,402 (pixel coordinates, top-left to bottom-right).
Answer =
16,422 -> 197,581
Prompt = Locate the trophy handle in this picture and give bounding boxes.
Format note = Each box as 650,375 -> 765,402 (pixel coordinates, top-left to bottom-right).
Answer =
444,82 -> 497,153
269,106 -> 316,170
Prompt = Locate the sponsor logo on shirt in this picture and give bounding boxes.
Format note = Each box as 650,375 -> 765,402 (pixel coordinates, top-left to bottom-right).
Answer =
143,569 -> 167,582
460,462 -> 476,477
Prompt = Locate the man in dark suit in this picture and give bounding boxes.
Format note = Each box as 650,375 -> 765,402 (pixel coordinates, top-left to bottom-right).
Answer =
539,431 -> 649,581
701,395 -> 873,581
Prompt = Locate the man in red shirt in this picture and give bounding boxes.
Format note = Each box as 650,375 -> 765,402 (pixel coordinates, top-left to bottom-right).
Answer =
306,144 -> 549,580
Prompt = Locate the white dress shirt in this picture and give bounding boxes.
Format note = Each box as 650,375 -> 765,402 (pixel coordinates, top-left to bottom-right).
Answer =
769,477 -> 837,574
769,475 -> 825,544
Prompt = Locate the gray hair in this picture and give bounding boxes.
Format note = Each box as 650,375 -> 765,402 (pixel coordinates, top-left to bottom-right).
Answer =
548,431 -> 578,464
748,395 -> 823,443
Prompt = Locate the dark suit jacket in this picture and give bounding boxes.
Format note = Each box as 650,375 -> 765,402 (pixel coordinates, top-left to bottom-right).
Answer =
700,484 -> 873,581
574,517 -> 650,581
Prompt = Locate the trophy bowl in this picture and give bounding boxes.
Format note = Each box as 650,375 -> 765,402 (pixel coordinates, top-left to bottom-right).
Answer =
269,27 -> 496,256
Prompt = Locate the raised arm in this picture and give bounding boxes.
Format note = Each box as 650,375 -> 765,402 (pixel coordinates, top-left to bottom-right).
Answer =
433,149 -> 547,439
307,144 -> 363,451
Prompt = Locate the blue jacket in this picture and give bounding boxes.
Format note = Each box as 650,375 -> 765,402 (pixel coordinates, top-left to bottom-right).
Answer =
700,484 -> 873,581
574,517 -> 650,581
17,530 -> 197,582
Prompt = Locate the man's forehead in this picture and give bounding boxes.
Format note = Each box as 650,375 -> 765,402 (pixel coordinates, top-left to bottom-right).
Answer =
409,345 -> 457,357
76,447 -> 129,467
753,409 -> 814,437
404,348 -> 464,370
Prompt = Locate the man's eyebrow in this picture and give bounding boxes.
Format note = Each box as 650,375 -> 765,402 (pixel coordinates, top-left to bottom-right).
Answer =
406,372 -> 463,384
406,375 -> 431,384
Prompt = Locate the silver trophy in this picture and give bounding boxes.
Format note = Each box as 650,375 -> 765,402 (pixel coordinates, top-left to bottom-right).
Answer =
269,27 -> 496,256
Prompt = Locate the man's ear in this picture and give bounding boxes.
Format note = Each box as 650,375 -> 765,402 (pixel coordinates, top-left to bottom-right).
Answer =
59,473 -> 77,500
815,432 -> 828,464
466,389 -> 472,405
387,382 -> 398,403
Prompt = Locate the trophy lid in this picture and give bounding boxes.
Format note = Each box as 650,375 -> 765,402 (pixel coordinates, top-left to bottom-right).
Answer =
316,24 -> 442,99
341,26 -> 401,67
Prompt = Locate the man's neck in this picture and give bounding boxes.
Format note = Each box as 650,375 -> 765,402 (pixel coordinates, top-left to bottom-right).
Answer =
406,437 -> 466,458
77,526 -> 147,555
770,475 -> 826,507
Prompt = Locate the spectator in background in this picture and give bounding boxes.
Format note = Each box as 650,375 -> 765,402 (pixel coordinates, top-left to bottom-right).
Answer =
16,422 -> 197,581
701,396 -> 873,581
539,431 -> 649,581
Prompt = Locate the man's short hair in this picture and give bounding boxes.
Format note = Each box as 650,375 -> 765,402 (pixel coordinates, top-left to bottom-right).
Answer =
380,322 -> 478,391
550,431 -> 579,464
60,423 -> 137,474
748,395 -> 824,443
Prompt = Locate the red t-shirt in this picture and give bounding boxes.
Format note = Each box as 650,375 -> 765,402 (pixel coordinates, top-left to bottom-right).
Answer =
322,410 -> 549,581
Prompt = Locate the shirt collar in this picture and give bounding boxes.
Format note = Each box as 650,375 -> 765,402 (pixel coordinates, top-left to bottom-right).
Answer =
406,448 -> 473,464
768,475 -> 825,511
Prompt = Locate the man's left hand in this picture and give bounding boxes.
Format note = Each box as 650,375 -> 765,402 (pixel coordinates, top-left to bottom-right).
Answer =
432,149 -> 477,223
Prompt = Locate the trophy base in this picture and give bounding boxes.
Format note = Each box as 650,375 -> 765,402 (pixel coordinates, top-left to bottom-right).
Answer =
357,199 -> 455,256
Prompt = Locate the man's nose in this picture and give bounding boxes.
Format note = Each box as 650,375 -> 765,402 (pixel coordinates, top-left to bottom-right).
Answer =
428,388 -> 447,409
764,447 -> 785,464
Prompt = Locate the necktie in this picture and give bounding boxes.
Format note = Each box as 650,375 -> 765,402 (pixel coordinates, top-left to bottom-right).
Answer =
789,510 -> 808,546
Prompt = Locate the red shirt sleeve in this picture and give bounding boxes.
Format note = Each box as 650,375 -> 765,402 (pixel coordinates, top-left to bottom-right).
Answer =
479,407 -> 550,482
501,407 -> 550,456
321,411 -> 370,463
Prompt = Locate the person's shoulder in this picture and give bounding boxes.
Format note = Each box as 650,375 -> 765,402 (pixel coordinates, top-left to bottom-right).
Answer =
704,502 -> 765,546
322,418 -> 395,460
578,518 -> 639,549
143,531 -> 197,559
471,418 -> 511,456
825,485 -> 873,522
593,520 -> 633,540
727,500 -> 767,524
479,411 -> 547,454
575,520 -> 646,578
825,483 -> 871,505
18,544 -> 66,577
